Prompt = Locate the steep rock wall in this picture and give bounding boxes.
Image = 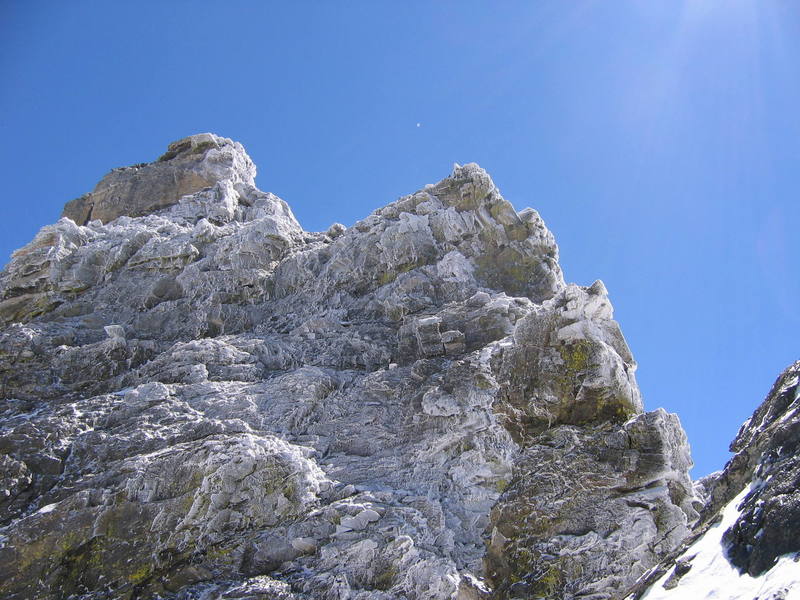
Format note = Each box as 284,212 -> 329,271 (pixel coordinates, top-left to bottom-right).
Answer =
0,135 -> 697,600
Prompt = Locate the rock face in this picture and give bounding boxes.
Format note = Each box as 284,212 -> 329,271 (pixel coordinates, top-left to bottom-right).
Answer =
628,361 -> 800,600
61,134 -> 256,226
0,134 -> 698,600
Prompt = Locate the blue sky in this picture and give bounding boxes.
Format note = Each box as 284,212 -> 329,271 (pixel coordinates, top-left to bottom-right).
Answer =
1,1 -> 798,476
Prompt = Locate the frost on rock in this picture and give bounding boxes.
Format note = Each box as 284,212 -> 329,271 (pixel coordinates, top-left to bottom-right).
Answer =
0,135 -> 700,599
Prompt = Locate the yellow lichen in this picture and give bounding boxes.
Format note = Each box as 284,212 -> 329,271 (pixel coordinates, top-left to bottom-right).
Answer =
128,564 -> 151,585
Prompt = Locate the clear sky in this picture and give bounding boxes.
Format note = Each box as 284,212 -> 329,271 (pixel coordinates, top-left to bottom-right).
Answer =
1,1 -> 798,477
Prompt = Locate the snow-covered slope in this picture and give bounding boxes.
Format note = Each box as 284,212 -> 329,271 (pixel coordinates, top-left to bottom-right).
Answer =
638,485 -> 799,600
630,361 -> 800,600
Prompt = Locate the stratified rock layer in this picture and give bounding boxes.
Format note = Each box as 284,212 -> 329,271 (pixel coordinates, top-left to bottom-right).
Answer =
0,135 -> 697,600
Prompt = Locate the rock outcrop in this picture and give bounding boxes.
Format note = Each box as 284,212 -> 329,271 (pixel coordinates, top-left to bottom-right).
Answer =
0,134 -> 698,599
628,361 -> 800,600
61,134 -> 256,225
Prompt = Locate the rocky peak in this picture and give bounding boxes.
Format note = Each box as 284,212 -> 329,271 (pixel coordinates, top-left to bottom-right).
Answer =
0,135 -> 701,600
61,133 -> 257,225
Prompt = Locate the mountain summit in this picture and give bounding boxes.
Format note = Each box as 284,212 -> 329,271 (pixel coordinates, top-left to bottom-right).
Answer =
0,135 -> 795,600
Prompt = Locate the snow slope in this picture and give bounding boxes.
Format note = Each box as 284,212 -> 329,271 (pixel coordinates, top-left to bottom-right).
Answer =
638,485 -> 800,600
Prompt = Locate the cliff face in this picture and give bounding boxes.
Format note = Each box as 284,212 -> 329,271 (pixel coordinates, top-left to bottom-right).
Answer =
0,134 -> 698,599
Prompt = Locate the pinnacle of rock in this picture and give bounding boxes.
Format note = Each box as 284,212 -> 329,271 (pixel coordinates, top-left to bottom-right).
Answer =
1,134 -> 794,600
61,133 -> 256,225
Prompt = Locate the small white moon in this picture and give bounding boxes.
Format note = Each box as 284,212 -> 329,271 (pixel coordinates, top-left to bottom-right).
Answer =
416,123 -> 421,127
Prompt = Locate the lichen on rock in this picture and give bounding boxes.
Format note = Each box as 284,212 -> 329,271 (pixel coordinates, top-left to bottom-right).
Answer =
0,135 -> 700,600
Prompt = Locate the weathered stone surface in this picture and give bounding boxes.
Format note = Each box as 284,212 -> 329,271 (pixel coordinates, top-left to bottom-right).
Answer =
486,410 -> 695,600
61,133 -> 256,225
0,135 -> 699,600
0,431 -> 327,599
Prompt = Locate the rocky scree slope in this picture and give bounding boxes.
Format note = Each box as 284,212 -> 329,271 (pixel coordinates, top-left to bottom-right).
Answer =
0,134 -> 698,600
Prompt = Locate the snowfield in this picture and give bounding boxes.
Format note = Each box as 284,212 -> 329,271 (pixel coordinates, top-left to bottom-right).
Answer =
638,485 -> 800,600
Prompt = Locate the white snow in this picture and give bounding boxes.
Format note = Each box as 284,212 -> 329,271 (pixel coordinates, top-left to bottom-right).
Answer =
636,485 -> 800,600
37,503 -> 58,514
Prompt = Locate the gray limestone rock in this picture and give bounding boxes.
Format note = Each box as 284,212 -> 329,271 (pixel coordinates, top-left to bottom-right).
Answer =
0,135 -> 700,600
485,410 -> 695,600
62,133 -> 256,225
